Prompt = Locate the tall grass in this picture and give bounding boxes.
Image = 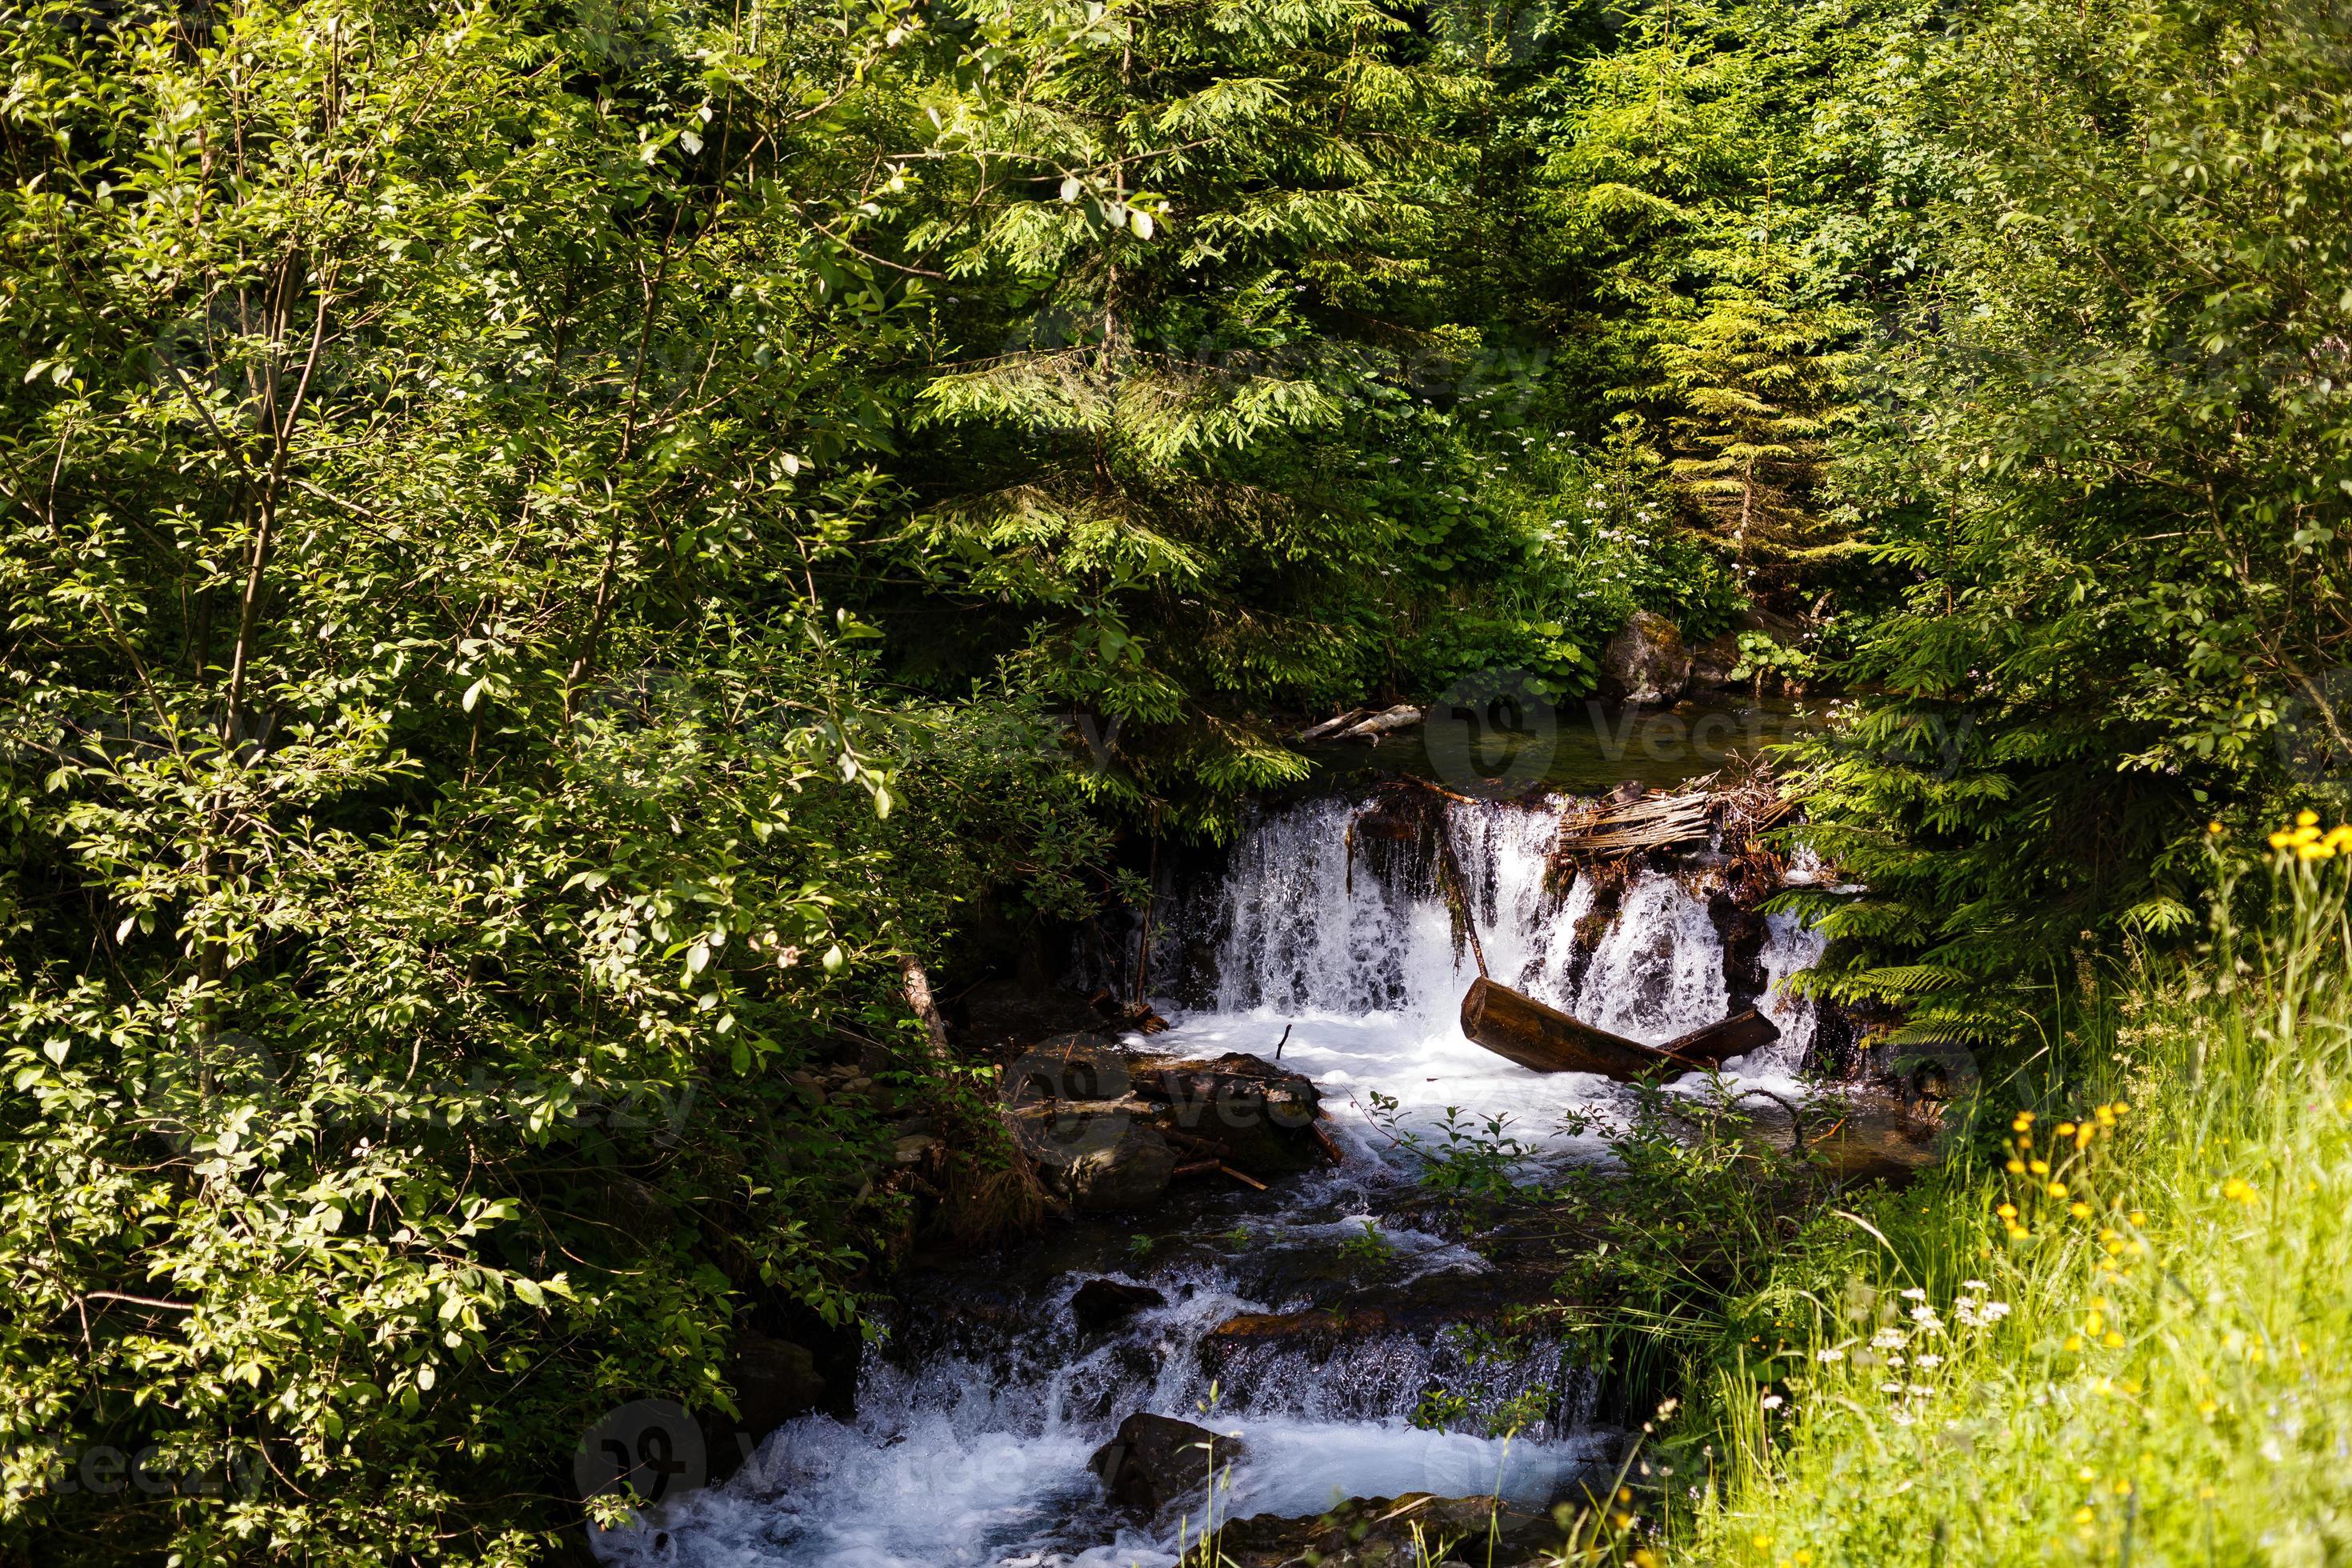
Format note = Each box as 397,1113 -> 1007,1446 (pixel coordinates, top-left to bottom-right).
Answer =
1682,838 -> 2352,1565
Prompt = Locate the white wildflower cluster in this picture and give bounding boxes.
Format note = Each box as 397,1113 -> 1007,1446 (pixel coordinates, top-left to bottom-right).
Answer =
1954,1279 -> 2013,1331
1821,1282 -> 2009,1405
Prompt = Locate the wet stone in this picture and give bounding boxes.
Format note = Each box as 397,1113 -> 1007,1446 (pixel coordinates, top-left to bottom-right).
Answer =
1070,1278 -> 1167,1332
1088,1411 -> 1246,1516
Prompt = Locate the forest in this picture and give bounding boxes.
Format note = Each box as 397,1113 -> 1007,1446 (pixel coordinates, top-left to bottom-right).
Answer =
2,0 -> 2349,1562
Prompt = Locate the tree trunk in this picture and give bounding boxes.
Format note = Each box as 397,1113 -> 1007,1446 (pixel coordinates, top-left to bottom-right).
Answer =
900,955 -> 954,1067
1458,978 -> 1682,1077
1458,978 -> 1780,1078
1658,1008 -> 1781,1064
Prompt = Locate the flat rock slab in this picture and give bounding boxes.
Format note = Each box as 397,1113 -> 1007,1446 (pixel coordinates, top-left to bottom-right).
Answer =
1218,1492 -> 1572,1567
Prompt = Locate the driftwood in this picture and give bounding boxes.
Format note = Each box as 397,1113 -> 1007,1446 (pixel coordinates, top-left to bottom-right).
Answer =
1551,762 -> 1797,864
1342,703 -> 1423,740
1294,707 -> 1374,743
1554,790 -> 1717,857
1306,1120 -> 1346,1165
1459,977 -> 1779,1079
900,956 -> 956,1066
1294,703 -> 1423,744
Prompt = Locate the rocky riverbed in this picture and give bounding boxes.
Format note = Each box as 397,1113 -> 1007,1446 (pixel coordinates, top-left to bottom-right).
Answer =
589,787 -> 1923,1566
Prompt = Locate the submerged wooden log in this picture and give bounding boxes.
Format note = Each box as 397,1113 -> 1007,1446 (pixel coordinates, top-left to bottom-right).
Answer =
1459,977 -> 1691,1078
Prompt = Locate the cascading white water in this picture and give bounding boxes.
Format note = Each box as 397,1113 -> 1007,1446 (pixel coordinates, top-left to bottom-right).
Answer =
1168,794 -> 1822,1162
601,792 -> 1823,1568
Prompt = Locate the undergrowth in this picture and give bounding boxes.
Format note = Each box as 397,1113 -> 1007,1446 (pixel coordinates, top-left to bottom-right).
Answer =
1673,830 -> 2352,1565
1171,829 -> 2352,1567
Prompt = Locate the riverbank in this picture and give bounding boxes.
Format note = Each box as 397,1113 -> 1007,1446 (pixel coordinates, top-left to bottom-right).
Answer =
1674,842 -> 2352,1566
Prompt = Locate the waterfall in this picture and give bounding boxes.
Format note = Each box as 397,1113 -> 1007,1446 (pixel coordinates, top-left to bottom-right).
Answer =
601,790 -> 1822,1568
1156,792 -> 1822,1162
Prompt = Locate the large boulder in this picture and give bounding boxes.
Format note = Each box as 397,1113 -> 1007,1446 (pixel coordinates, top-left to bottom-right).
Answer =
1130,1050 -> 1324,1174
1003,1034 -> 1174,1210
1002,1038 -> 1327,1210
1089,1412 -> 1247,1515
1600,610 -> 1691,706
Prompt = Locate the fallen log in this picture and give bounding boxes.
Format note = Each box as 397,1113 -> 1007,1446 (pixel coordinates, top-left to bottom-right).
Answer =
1657,1007 -> 1780,1066
1459,977 -> 1694,1078
1458,979 -> 1782,1079
1342,703 -> 1422,741
1295,707 -> 1374,743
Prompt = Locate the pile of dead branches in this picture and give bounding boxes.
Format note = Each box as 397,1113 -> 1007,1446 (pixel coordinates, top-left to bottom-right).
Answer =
1550,755 -> 1794,870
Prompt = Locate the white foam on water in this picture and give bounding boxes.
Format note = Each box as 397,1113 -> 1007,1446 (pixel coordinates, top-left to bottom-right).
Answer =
1149,794 -> 1821,1162
604,791 -> 1822,1567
